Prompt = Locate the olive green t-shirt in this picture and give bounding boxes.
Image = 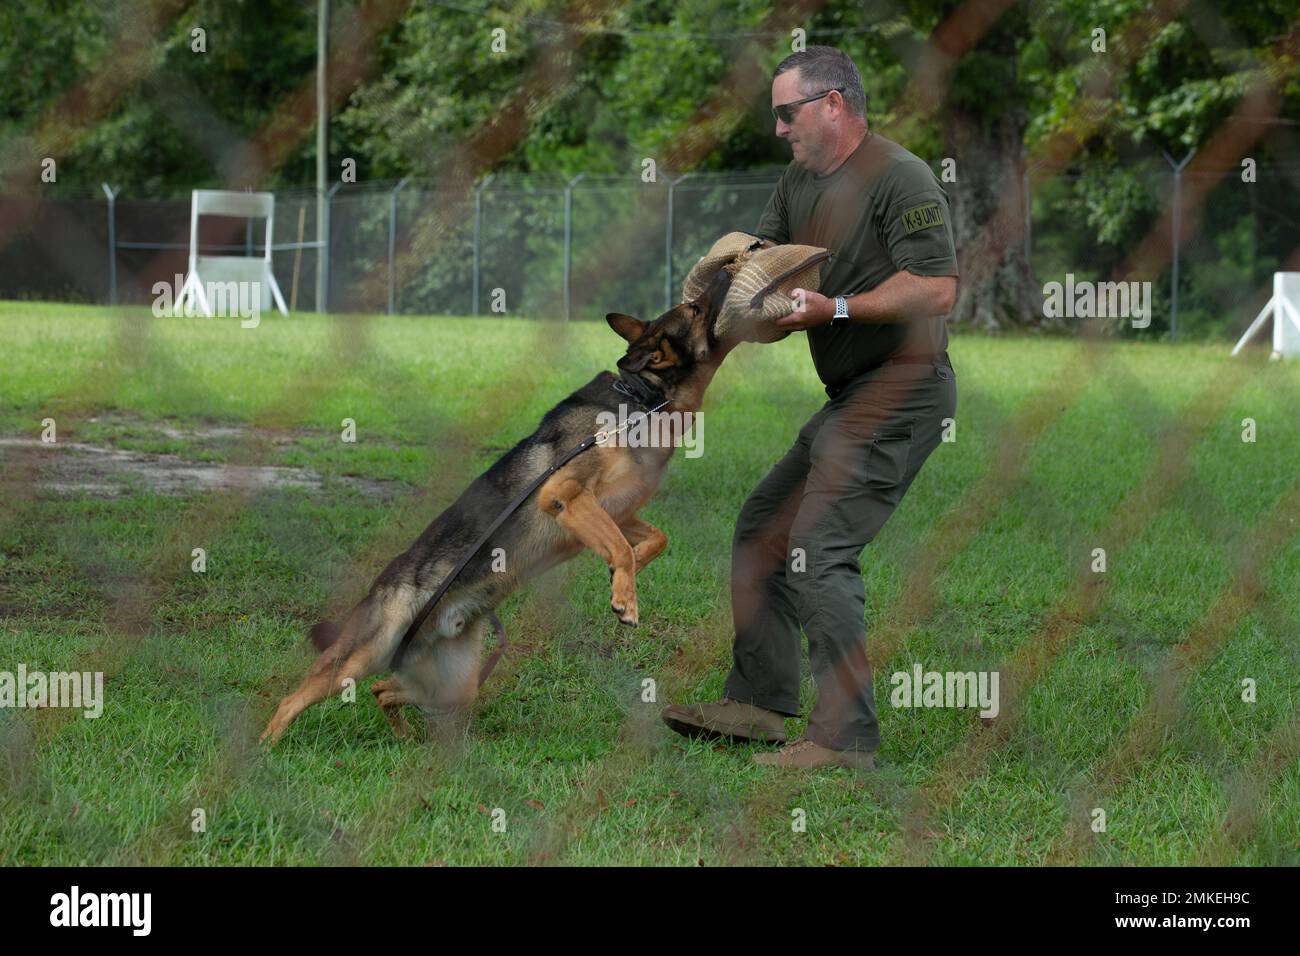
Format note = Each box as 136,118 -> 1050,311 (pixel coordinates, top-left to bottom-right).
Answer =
753,132 -> 959,391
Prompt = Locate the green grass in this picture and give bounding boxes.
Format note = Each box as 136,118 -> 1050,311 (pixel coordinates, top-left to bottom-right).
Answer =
1,301 -> 1297,866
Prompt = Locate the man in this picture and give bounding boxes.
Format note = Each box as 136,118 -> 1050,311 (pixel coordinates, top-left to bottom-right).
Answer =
661,46 -> 959,770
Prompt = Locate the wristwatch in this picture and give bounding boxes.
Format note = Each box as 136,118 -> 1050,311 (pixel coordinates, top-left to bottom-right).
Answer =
830,295 -> 850,328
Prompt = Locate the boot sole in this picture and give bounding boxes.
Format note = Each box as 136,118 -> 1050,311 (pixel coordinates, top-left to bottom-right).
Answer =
662,712 -> 787,745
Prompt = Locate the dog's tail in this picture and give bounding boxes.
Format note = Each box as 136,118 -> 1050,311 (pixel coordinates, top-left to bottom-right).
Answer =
308,620 -> 343,652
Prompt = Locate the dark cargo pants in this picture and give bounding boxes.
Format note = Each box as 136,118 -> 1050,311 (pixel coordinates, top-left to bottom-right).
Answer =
723,355 -> 956,752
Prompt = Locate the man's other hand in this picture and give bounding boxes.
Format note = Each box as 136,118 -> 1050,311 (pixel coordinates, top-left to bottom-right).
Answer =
775,288 -> 833,330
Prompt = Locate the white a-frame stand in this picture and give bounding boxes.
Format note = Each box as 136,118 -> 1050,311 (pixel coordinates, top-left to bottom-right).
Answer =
175,189 -> 288,317
1232,272 -> 1300,359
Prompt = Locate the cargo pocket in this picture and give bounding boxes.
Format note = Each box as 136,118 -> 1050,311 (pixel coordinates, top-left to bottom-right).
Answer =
807,420 -> 914,495
863,425 -> 914,489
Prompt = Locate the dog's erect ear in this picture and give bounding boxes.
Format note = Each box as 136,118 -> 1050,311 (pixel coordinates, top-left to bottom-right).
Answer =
606,313 -> 646,343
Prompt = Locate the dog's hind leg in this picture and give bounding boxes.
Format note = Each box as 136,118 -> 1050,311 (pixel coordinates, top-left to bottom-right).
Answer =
370,678 -> 417,738
260,644 -> 370,746
538,476 -> 639,625
368,619 -> 484,740
398,616 -> 486,717
260,586 -> 418,745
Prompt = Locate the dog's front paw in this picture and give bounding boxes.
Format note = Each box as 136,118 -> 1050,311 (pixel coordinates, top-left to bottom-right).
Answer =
610,592 -> 639,626
610,601 -> 639,626
610,568 -> 639,626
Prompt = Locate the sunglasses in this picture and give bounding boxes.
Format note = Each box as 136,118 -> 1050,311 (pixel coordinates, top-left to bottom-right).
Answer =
771,87 -> 844,125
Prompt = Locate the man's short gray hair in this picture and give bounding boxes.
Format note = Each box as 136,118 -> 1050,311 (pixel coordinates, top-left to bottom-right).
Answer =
773,45 -> 867,121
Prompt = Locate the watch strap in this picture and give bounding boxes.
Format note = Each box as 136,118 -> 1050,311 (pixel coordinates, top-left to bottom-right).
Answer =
832,296 -> 849,326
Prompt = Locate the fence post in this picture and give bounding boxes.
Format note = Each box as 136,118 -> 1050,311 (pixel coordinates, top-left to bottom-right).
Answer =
101,183 -> 119,306
472,174 -> 494,316
315,0 -> 329,316
1022,161 -> 1039,267
563,173 -> 586,321
387,177 -> 411,315
1162,149 -> 1195,341
665,173 -> 694,311
320,181 -> 341,314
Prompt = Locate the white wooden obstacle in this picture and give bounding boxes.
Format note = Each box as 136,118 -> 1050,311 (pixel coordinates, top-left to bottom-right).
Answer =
175,189 -> 288,317
1232,272 -> 1300,359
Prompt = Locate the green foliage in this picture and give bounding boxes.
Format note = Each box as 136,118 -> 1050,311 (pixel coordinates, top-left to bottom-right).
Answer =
1,0 -> 318,194
1,1 -> 1296,337
1020,0 -> 1299,338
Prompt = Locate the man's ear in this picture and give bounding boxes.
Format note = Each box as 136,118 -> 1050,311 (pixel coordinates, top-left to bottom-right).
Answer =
606,312 -> 646,343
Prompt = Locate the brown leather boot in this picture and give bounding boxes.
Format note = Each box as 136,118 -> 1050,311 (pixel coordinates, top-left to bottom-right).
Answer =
661,698 -> 788,744
751,737 -> 875,770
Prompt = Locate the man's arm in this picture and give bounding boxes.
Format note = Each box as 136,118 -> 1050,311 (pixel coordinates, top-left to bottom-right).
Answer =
775,271 -> 956,329
776,156 -> 958,330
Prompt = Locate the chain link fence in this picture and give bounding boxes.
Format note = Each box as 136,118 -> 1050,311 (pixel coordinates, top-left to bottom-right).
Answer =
2,160 -> 1297,337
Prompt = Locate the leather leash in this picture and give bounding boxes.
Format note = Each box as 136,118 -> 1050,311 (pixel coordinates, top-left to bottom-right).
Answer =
747,249 -> 835,309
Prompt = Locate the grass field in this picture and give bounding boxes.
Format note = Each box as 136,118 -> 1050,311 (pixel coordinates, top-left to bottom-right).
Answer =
1,300 -> 1297,866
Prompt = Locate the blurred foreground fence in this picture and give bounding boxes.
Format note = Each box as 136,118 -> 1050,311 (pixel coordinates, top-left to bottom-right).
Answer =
2,159 -> 1297,339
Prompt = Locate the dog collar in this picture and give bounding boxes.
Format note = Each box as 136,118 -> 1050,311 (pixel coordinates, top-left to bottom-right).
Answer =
612,369 -> 668,410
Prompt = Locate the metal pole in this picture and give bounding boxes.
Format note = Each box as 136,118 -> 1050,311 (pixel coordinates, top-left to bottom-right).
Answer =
101,183 -> 119,306
664,173 -> 690,310
664,175 -> 675,310
1022,162 -> 1037,267
322,182 -> 341,314
472,174 -> 494,316
1171,163 -> 1181,341
664,173 -> 698,309
1162,149 -> 1194,341
1248,176 -> 1257,285
563,173 -> 585,321
387,176 -> 410,315
315,0 -> 329,314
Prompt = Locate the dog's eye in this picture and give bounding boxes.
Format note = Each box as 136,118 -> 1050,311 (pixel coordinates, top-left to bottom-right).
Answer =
691,303 -> 701,316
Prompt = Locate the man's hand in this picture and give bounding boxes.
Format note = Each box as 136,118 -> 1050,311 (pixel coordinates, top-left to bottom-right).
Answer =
774,273 -> 958,329
774,288 -> 834,330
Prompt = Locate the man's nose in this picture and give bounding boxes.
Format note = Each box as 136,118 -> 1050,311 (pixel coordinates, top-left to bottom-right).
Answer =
775,117 -> 790,137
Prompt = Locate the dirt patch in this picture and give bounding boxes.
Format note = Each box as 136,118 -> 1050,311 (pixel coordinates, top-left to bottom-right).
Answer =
79,412 -> 301,451
0,438 -> 407,500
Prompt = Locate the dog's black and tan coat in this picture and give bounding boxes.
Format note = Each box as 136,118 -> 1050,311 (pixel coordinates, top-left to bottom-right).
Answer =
260,270 -> 735,744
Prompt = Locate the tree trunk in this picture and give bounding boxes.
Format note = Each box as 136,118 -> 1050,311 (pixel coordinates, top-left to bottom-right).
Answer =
944,108 -> 1055,331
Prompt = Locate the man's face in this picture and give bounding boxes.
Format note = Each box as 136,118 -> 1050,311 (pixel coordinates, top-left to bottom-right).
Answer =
771,69 -> 835,171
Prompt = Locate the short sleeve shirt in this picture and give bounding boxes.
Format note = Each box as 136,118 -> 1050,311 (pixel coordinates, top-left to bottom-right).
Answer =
753,132 -> 958,391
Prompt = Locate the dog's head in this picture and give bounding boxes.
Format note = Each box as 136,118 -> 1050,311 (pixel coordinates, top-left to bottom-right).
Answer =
606,269 -> 734,395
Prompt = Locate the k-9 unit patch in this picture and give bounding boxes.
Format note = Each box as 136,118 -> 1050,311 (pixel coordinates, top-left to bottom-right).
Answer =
901,201 -> 945,234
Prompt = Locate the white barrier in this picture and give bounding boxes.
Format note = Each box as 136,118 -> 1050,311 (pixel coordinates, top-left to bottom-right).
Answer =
1232,272 -> 1300,359
175,189 -> 288,317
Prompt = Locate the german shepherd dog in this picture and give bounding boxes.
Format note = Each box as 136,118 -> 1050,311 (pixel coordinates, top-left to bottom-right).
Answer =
260,269 -> 735,744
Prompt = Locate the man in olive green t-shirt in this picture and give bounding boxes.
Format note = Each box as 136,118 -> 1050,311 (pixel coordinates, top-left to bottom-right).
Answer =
662,46 -> 959,770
